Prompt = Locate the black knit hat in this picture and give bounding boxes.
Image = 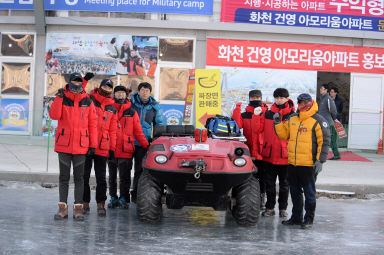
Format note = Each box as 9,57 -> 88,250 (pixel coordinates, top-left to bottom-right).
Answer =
249,89 -> 262,98
100,79 -> 114,89
114,85 -> 127,94
69,72 -> 83,82
297,93 -> 312,103
273,88 -> 289,98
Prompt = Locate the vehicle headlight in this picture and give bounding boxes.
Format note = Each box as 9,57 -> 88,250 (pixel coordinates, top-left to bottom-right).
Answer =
155,154 -> 168,164
234,157 -> 247,167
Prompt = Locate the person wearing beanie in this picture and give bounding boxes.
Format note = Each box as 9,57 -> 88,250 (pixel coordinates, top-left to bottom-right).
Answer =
107,85 -> 149,209
274,93 -> 330,229
232,89 -> 268,210
261,88 -> 295,218
49,72 -> 98,221
318,83 -> 339,160
130,82 -> 163,202
83,79 -> 118,216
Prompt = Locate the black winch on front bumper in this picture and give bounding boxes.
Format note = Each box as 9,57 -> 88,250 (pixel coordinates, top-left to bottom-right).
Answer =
180,158 -> 207,180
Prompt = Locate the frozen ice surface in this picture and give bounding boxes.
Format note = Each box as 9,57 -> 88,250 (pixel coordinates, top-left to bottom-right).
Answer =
0,182 -> 383,255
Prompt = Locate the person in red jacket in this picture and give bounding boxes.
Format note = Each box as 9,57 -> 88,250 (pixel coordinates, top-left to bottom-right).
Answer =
107,85 -> 149,209
232,89 -> 268,209
83,79 -> 118,216
49,72 -> 98,221
261,88 -> 295,218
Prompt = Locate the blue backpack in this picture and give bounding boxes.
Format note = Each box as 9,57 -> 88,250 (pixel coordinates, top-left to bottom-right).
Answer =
205,115 -> 240,135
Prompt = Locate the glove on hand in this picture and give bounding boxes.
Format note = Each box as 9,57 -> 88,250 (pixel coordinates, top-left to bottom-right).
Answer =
236,102 -> 242,108
87,147 -> 95,156
84,72 -> 95,81
273,113 -> 281,124
254,107 -> 262,115
314,161 -> 323,175
56,88 -> 65,98
108,150 -> 115,160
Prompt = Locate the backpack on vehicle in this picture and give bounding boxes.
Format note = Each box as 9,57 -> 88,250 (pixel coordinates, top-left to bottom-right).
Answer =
205,115 -> 240,136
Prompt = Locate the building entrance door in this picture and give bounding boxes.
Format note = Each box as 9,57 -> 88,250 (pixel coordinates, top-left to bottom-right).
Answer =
348,73 -> 384,150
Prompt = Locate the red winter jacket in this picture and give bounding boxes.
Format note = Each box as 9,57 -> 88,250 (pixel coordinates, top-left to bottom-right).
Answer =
90,89 -> 118,157
114,99 -> 149,158
232,103 -> 267,160
49,87 -> 98,155
262,100 -> 295,165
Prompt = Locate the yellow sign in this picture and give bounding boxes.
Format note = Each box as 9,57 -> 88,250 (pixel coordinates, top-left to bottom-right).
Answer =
195,69 -> 221,128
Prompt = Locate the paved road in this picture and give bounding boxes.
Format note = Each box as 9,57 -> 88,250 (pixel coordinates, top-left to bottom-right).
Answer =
0,181 -> 383,255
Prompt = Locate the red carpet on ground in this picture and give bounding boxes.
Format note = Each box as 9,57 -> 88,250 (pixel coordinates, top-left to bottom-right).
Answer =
327,151 -> 372,162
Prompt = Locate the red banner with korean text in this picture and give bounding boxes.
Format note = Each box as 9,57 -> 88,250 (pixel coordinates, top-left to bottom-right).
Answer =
206,38 -> 384,74
221,0 -> 384,22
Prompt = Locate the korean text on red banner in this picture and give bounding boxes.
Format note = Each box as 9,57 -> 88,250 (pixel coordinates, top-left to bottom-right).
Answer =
206,38 -> 384,74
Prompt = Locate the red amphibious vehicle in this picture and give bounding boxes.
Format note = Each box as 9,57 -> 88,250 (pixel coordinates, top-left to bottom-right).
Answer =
136,125 -> 261,226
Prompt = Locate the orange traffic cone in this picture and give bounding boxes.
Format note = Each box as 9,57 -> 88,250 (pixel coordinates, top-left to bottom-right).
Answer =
377,139 -> 384,155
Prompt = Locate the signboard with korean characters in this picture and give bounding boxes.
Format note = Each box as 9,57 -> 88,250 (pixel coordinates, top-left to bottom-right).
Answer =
221,0 -> 384,32
207,38 -> 384,74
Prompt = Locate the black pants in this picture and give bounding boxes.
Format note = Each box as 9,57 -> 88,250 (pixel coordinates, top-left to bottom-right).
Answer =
264,162 -> 289,210
288,165 -> 317,222
253,160 -> 266,194
132,146 -> 148,194
83,154 -> 107,203
58,153 -> 86,204
108,158 -> 133,201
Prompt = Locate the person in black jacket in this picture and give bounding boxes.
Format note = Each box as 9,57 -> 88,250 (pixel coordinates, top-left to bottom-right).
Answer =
330,87 -> 343,120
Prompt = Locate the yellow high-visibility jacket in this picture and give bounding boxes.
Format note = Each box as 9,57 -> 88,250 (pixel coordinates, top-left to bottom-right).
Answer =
274,101 -> 330,167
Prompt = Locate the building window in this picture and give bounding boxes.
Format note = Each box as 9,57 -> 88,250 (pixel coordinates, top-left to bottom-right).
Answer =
159,68 -> 189,101
1,34 -> 34,57
159,39 -> 193,62
1,63 -> 31,95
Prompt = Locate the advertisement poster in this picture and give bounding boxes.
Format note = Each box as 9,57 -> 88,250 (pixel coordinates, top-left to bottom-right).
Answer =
160,104 -> 185,125
207,38 -> 384,74
46,33 -> 158,76
221,0 -> 384,31
183,69 -> 195,124
44,0 -> 213,15
0,98 -> 29,132
195,69 -> 221,128
208,66 -> 317,117
42,96 -> 58,136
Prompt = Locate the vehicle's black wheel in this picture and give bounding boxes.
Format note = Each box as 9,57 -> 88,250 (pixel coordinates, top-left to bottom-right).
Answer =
136,170 -> 163,223
231,176 -> 261,226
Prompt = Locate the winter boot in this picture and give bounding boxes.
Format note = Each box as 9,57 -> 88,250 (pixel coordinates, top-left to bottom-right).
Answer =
282,217 -> 303,225
262,208 -> 275,217
107,197 -> 119,209
279,210 -> 288,218
54,202 -> 68,220
82,202 -> 90,214
119,197 -> 129,209
73,204 -> 85,221
260,193 -> 266,211
301,203 -> 315,229
97,201 -> 106,216
301,218 -> 314,229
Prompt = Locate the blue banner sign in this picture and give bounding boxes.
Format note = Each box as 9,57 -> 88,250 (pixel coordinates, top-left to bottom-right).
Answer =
235,9 -> 384,32
0,0 -> 34,10
44,0 -> 213,15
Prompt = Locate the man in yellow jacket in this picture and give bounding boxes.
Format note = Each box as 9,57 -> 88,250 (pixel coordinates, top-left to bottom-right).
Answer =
274,93 -> 330,229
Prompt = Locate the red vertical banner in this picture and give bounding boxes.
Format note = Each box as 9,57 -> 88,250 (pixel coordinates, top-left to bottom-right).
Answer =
183,69 -> 195,124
